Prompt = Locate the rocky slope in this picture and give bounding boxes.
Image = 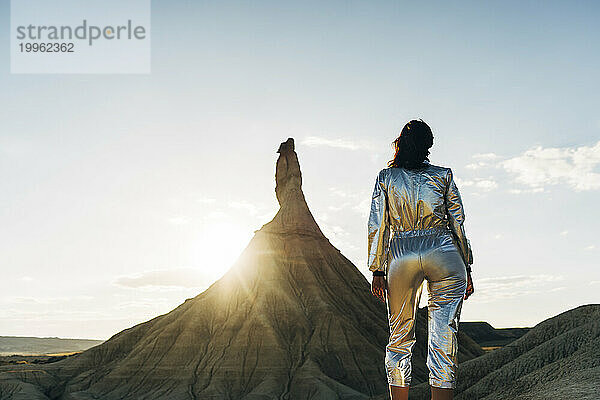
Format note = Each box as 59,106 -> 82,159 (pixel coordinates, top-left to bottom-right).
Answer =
410,304 -> 600,400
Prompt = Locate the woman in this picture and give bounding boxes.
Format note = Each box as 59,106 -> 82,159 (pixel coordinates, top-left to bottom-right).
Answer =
367,119 -> 475,400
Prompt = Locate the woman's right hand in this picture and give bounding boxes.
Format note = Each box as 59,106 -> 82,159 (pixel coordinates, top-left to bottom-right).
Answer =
464,271 -> 474,300
371,276 -> 387,302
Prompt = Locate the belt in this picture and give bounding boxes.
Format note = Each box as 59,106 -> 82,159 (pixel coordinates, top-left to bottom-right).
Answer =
391,227 -> 451,238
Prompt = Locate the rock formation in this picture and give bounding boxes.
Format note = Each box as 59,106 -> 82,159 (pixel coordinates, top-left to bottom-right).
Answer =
458,322 -> 530,349
410,304 -> 600,400
0,138 -> 482,400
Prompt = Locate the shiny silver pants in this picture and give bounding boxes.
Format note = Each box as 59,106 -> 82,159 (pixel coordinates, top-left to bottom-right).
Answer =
384,228 -> 467,389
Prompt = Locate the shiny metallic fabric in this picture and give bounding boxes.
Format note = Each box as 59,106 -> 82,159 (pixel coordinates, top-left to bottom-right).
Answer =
368,161 -> 473,272
367,161 -> 472,389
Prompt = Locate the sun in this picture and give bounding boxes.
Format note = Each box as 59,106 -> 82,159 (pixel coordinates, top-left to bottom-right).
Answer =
191,221 -> 254,283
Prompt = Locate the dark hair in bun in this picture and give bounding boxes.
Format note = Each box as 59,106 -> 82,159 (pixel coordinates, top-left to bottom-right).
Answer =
388,119 -> 434,170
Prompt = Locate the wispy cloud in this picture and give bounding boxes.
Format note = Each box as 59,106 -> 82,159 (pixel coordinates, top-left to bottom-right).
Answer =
325,187 -> 373,217
507,187 -> 545,194
500,140 -> 600,191
322,224 -> 350,237
353,198 -> 371,218
0,295 -> 108,321
472,274 -> 565,302
473,153 -> 501,161
455,177 -> 498,191
327,204 -> 350,212
329,188 -> 353,198
466,153 -> 502,170
228,200 -> 260,216
4,295 -> 94,305
0,294 -> 178,323
113,267 -> 214,289
463,141 -> 600,193
301,136 -> 373,151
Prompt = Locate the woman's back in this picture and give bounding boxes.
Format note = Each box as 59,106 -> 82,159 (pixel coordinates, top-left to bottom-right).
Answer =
381,161 -> 451,231
367,160 -> 472,273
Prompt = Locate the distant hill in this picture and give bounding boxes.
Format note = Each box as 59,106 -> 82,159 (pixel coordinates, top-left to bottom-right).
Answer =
459,322 -> 530,348
410,304 -> 600,400
0,336 -> 104,356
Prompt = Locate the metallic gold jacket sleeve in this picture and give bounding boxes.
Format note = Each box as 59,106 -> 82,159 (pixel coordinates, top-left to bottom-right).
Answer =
445,168 -> 473,267
467,238 -> 473,267
367,170 -> 390,272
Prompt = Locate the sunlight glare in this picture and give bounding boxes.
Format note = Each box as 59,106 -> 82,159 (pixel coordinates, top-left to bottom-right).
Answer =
191,221 -> 254,284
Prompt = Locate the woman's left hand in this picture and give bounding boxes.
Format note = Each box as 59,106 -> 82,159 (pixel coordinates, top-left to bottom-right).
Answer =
371,276 -> 387,302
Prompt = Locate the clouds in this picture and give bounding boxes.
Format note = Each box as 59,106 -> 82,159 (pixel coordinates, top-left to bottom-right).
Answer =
301,136 -> 374,151
227,200 -> 260,216
0,287 -> 195,339
465,153 -> 502,170
462,140 -> 600,193
455,176 -> 499,192
500,140 -> 600,191
300,136 -> 600,195
0,294 -> 114,322
301,134 -> 600,194
164,192 -> 275,236
113,267 -> 214,289
472,274 -> 565,303
324,187 -> 372,217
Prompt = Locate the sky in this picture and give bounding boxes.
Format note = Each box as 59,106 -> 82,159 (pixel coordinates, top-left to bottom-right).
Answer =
1,0 -> 599,340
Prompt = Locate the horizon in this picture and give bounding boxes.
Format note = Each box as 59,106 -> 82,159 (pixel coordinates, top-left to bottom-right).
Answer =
1,0 -> 599,340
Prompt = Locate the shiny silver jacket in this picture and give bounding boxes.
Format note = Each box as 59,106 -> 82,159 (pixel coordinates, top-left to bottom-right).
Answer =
367,160 -> 473,272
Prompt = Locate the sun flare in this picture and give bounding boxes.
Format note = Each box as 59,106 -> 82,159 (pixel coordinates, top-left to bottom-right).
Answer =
191,221 -> 254,283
